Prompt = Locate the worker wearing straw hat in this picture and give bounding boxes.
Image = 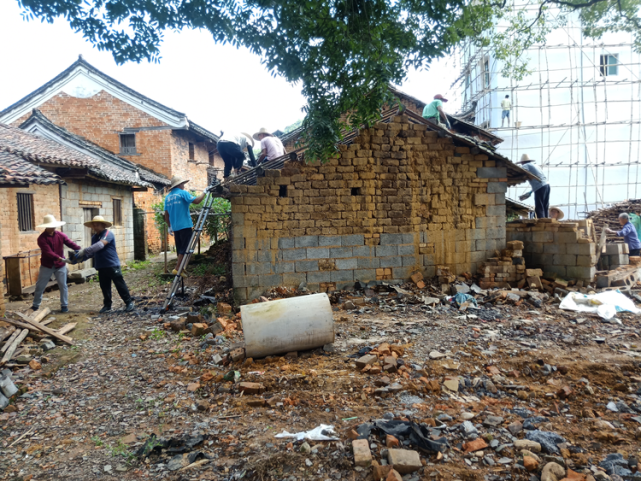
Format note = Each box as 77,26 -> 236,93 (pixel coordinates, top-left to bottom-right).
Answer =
549,206 -> 565,220
217,131 -> 256,178
517,154 -> 550,219
253,128 -> 286,165
81,215 -> 135,313
163,176 -> 207,276
31,215 -> 82,313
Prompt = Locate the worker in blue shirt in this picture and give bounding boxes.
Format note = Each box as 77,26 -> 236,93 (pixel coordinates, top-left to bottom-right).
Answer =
606,213 -> 641,256
517,154 -> 550,219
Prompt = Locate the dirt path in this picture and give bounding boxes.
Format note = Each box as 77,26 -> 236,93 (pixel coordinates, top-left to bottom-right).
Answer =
1,261 -> 641,481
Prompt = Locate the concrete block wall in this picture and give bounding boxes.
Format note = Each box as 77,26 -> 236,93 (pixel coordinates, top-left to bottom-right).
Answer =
506,218 -> 597,281
229,114 -> 511,302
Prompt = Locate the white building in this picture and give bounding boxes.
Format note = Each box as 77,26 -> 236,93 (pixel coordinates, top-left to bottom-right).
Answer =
459,12 -> 641,219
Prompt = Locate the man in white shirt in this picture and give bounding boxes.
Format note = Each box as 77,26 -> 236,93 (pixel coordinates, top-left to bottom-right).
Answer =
501,95 -> 512,127
253,128 -> 286,164
217,131 -> 255,178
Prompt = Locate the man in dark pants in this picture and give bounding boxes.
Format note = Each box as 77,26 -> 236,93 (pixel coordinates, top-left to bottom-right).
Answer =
82,215 -> 134,314
216,131 -> 256,178
606,213 -> 641,256
517,154 -> 550,219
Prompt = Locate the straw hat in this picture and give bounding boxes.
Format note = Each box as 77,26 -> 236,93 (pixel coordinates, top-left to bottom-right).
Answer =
240,132 -> 255,148
518,153 -> 534,164
253,128 -> 273,140
37,214 -> 65,228
84,215 -> 112,228
169,176 -> 189,190
549,206 -> 565,220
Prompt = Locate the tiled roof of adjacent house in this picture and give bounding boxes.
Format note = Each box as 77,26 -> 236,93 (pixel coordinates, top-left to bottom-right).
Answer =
0,121 -> 154,187
21,110 -> 170,187
0,56 -> 219,144
0,149 -> 63,186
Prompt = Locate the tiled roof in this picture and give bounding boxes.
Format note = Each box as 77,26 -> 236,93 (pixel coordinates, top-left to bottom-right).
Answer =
0,121 -> 153,187
21,110 -> 169,187
0,149 -> 63,186
0,56 -> 219,144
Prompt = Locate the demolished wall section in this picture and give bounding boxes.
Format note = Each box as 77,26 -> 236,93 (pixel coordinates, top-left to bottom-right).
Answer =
229,115 -> 508,302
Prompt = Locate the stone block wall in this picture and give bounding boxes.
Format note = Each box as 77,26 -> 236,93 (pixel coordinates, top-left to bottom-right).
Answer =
229,114 -> 512,302
506,218 -> 597,281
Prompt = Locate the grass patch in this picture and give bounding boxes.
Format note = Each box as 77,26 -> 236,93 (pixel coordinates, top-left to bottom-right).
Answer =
192,261 -> 226,277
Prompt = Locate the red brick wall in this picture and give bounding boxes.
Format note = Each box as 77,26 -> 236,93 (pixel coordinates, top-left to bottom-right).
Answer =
134,189 -> 175,254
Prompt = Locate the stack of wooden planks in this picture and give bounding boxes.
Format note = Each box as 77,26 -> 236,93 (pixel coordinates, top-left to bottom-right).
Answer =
0,308 -> 75,367
587,199 -> 641,238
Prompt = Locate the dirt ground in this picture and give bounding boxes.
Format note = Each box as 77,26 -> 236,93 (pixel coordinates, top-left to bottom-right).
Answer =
1,253 -> 641,481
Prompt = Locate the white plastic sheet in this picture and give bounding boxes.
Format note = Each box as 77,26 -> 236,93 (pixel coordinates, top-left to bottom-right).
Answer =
274,424 -> 339,441
559,290 -> 641,320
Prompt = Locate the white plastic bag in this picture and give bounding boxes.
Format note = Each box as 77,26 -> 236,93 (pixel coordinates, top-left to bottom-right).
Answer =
559,291 -> 641,320
274,424 -> 338,441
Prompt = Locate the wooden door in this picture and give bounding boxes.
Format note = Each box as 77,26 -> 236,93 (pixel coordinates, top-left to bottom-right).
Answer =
83,208 -> 98,268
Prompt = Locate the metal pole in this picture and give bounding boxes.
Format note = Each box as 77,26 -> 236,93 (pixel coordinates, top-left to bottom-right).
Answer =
164,224 -> 168,274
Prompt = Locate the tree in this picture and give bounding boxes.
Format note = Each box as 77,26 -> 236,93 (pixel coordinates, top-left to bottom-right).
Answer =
16,0 -> 641,159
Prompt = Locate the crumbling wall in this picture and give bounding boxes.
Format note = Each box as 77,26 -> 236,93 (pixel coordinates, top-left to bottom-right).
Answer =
229,114 -> 510,302
506,218 -> 597,282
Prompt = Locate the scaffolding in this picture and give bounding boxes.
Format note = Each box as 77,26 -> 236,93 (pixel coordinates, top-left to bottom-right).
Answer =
458,8 -> 641,219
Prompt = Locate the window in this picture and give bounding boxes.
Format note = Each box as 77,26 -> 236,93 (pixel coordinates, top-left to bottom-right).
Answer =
113,198 -> 122,226
17,193 -> 34,231
189,142 -> 195,161
119,133 -> 136,155
483,58 -> 490,88
600,54 -> 618,76
208,150 -> 214,164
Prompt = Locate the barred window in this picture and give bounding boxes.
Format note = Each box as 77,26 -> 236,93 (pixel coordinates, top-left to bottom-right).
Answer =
119,134 -> 137,155
189,142 -> 195,161
113,198 -> 122,226
17,193 -> 34,232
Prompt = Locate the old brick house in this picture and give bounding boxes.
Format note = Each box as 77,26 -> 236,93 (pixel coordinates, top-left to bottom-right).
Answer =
223,108 -> 536,302
0,121 -> 157,294
0,56 -> 223,252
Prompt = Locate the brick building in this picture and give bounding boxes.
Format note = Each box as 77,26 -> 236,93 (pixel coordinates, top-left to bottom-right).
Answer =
0,56 -> 223,252
0,121 -> 157,294
224,108 -> 536,302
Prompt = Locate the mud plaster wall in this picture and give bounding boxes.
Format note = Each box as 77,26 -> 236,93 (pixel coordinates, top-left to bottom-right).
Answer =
229,114 -> 509,303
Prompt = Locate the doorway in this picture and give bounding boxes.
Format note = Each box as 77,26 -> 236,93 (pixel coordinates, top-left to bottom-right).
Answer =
83,208 -> 99,268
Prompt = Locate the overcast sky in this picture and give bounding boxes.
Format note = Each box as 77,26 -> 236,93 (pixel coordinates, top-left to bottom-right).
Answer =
0,1 -> 460,136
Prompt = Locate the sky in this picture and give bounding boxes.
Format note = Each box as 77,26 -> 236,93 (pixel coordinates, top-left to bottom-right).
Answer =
0,1 -> 460,136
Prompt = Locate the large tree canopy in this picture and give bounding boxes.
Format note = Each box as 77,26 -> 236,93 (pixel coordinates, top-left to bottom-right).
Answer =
16,0 -> 641,160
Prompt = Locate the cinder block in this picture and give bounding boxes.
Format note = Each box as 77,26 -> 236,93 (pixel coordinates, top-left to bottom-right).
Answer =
544,266 -> 567,278
336,258 -> 358,270
282,248 -> 308,261
379,257 -> 402,268
357,257 -> 379,268
477,167 -> 507,178
553,254 -> 576,266
380,233 -> 414,245
532,231 -> 554,243
466,229 -> 486,241
295,235 -> 319,248
246,263 -> 272,275
470,251 -> 486,263
566,243 -> 596,255
257,250 -> 272,263
376,245 -> 398,257
576,254 -> 598,267
258,274 -> 283,286
486,205 -> 505,217
402,256 -> 418,266
307,247 -> 330,259
494,193 -> 506,205
341,234 -> 364,246
331,270 -> 354,282
319,235 -> 342,247
393,266 -> 414,279
542,243 -> 563,254
607,254 -> 628,265
486,228 -> 505,240
487,181 -> 508,194
604,243 -> 625,255
308,271 -> 332,283
278,237 -> 295,249
398,245 -> 416,256
274,262 -> 295,274
353,269 -> 376,281
232,263 -> 245,277
330,247 -> 353,258
283,272 -> 307,285
555,231 -> 579,243
233,287 -> 248,302
566,266 -> 596,280
295,260 -> 319,272
352,246 -> 374,257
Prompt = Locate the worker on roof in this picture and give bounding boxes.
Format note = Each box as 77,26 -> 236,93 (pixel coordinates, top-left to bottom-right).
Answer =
517,154 -> 550,219
501,95 -> 512,127
422,94 -> 452,130
605,213 -> 641,257
254,128 -> 286,165
217,131 -> 256,178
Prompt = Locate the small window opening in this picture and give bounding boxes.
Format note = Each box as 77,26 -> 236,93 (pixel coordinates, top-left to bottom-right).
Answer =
189,143 -> 195,160
279,185 -> 288,197
17,193 -> 34,231
351,187 -> 361,196
119,133 -> 136,155
113,198 -> 123,226
600,54 -> 618,76
208,150 -> 214,164
483,58 -> 490,88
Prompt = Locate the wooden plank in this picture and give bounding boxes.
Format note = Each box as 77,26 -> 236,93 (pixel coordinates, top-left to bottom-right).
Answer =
1,329 -> 20,354
0,318 -> 43,333
17,316 -> 73,346
0,326 -> 16,344
30,308 -> 51,324
21,280 -> 56,295
41,317 -> 55,327
5,257 -> 23,296
56,323 -> 77,336
1,329 -> 29,365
